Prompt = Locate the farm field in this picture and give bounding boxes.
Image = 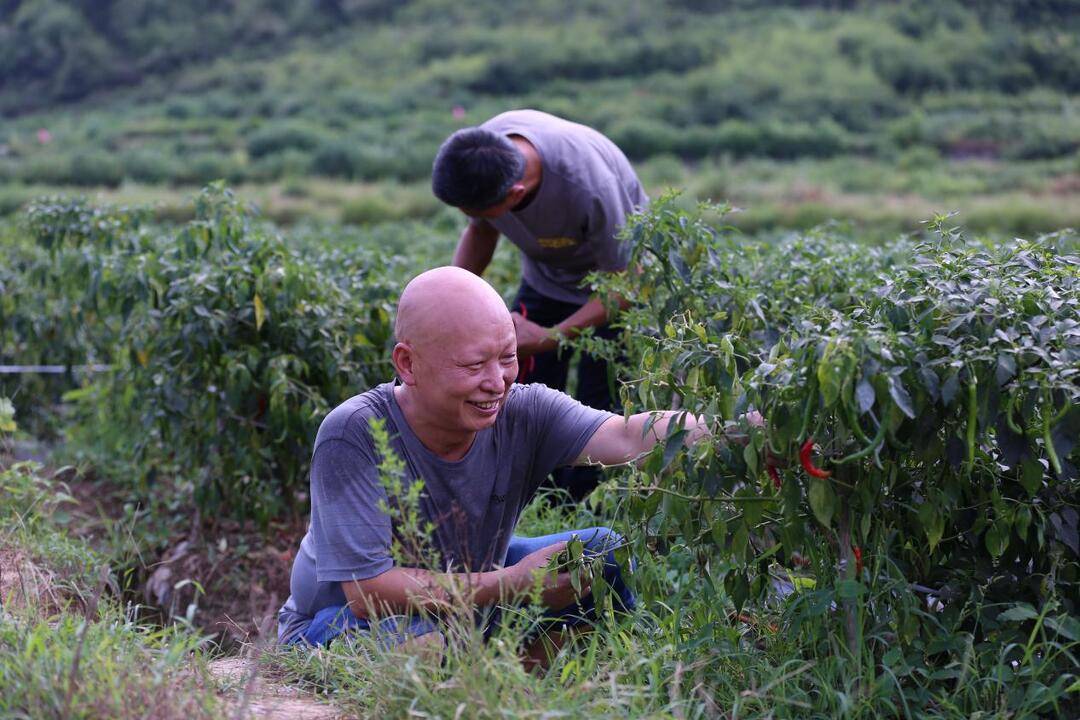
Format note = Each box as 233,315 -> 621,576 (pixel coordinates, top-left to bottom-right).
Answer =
2,189 -> 1077,718
2,1 -> 1080,718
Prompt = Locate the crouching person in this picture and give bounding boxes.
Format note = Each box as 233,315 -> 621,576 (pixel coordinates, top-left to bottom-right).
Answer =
277,266 -> 712,667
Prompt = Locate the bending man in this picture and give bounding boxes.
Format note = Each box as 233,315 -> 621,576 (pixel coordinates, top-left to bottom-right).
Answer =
432,109 -> 648,500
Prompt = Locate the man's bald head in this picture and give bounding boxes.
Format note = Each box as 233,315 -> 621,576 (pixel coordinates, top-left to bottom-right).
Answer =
395,266 -> 511,352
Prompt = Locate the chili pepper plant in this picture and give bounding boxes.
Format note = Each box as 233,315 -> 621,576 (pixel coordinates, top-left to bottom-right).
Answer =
581,197 -> 1079,698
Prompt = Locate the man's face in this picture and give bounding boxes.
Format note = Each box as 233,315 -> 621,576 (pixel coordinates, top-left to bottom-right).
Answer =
409,314 -> 518,434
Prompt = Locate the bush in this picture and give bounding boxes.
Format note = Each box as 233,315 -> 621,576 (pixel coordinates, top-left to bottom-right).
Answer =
248,149 -> 311,182
171,153 -> 247,185
122,150 -> 180,184
310,138 -> 363,179
246,121 -> 326,160
579,200 -> 1080,712
63,185 -> 401,522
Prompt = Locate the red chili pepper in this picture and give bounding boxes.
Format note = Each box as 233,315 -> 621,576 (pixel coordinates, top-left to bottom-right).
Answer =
853,545 -> 863,576
767,465 -> 782,489
800,438 -> 832,478
516,302 -> 536,383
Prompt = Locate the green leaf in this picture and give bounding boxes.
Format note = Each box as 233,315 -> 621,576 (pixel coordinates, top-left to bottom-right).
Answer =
739,488 -> 763,527
984,522 -> 1010,557
742,442 -> 759,477
0,397 -> 15,433
731,523 -> 749,563
1013,505 -> 1032,540
888,375 -> 916,419
614,545 -> 632,579
856,378 -> 875,414
710,515 -> 728,547
995,353 -> 1017,385
661,428 -> 688,471
941,371 -> 960,406
808,479 -> 836,528
997,604 -> 1040,623
818,359 -> 841,407
725,571 -> 749,612
254,292 -> 266,331
569,566 -> 582,596
1020,457 -> 1043,497
918,501 -> 944,552
835,580 -> 866,599
1045,615 -> 1080,641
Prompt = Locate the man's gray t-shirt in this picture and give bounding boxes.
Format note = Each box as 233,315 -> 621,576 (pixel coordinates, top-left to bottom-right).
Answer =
278,381 -> 614,642
478,109 -> 648,305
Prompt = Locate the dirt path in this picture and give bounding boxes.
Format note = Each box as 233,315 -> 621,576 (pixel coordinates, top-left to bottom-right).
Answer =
208,657 -> 343,720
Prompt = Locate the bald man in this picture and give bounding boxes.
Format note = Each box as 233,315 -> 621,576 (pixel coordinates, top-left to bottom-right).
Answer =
277,267 -> 711,658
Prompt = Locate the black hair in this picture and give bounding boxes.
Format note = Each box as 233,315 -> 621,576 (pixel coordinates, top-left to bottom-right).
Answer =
431,128 -> 525,209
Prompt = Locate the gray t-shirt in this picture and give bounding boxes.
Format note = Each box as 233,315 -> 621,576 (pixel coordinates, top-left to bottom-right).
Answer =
277,381 -> 614,642
478,109 -> 648,305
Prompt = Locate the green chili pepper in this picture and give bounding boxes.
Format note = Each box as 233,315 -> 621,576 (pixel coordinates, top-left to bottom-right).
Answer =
966,370 -> 978,474
834,415 -> 886,465
844,395 -> 871,445
1043,387 -> 1063,477
798,367 -> 818,443
1050,390 -> 1070,425
1004,391 -> 1025,436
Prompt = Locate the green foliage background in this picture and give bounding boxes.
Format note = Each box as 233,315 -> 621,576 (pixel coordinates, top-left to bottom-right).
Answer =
2,1 -> 1080,716
2,0 -> 1079,190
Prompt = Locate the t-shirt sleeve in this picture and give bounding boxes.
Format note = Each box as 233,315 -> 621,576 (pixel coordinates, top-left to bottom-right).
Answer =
308,437 -> 394,583
519,384 -> 615,480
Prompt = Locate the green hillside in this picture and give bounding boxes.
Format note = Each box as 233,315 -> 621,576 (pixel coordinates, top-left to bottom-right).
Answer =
2,0 -> 1079,199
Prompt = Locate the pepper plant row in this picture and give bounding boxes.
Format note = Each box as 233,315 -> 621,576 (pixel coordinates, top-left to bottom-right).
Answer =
2,185 -> 407,522
586,198 -> 1079,654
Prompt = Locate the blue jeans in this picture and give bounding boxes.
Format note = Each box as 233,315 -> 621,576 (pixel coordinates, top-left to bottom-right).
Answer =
298,527 -> 635,647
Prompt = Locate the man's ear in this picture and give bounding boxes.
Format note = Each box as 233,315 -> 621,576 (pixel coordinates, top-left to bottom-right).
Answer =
506,183 -> 528,206
392,342 -> 418,385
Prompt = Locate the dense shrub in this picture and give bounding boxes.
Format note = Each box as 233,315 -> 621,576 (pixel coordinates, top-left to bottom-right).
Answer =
579,199 -> 1080,711
310,138 -> 364,179
246,121 -> 326,160
6,188 -> 405,522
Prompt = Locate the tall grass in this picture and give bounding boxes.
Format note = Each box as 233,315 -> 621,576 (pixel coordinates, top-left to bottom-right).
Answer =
0,461 -> 223,720
251,479 -> 1079,719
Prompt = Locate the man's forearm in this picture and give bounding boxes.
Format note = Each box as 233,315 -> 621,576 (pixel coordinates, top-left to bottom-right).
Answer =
553,280 -> 631,338
554,296 -> 610,337
576,410 -> 754,467
343,565 -> 523,619
451,222 -> 499,276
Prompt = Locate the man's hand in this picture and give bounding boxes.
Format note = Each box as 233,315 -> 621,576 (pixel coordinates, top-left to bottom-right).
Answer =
507,541 -> 590,609
511,312 -> 558,357
576,409 -> 775,468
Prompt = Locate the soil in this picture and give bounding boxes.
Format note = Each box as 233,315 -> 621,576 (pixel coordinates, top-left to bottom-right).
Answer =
53,466 -> 306,644
0,547 -> 54,616
3,446 -> 305,643
208,657 -> 342,720
142,517 -> 305,643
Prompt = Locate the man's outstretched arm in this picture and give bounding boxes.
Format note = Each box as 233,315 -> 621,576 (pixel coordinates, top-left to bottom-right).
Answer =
575,411 -> 759,467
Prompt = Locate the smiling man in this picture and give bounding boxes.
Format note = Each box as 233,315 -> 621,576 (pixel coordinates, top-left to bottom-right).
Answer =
277,266 -> 710,661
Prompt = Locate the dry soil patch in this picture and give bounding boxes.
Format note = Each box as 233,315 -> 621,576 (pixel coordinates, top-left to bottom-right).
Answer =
208,656 -> 342,720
